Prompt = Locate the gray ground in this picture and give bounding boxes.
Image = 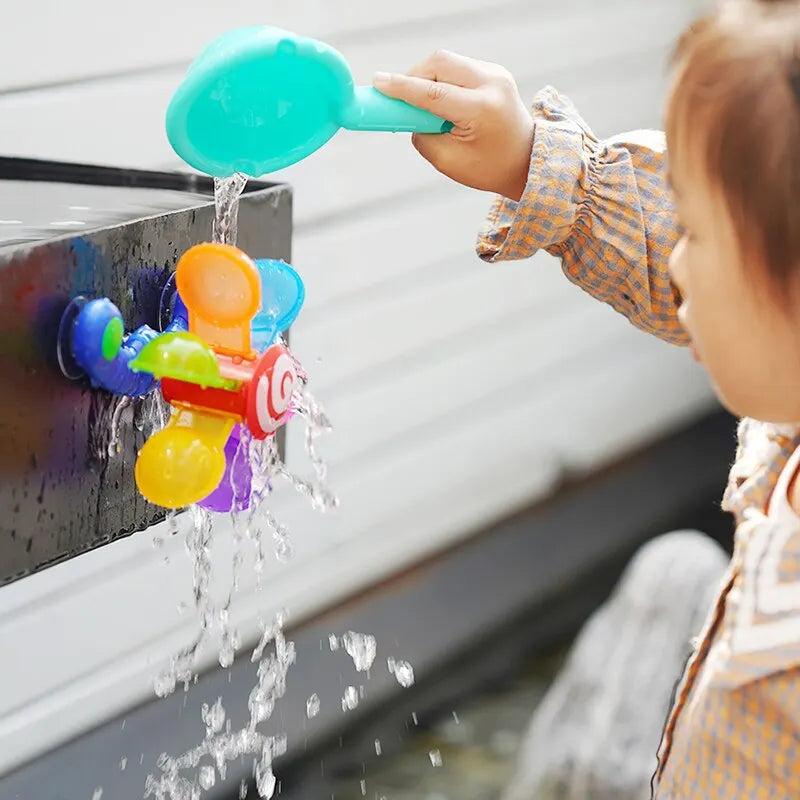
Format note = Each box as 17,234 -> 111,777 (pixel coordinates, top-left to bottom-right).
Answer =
327,645 -> 568,800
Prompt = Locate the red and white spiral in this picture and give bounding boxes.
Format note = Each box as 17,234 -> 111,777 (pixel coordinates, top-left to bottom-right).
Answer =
246,344 -> 297,438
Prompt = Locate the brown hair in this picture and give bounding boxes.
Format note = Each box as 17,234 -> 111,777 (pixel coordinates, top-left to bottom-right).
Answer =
666,0 -> 800,287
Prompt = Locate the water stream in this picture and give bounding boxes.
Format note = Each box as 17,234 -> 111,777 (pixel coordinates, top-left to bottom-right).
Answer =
142,175 -> 339,799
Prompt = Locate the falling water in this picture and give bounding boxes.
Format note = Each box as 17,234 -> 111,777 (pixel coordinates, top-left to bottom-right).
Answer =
341,632 -> 377,674
341,687 -> 360,712
387,658 -> 415,689
306,694 -> 321,719
213,174 -> 248,246
145,616 -> 294,800
107,396 -> 132,456
143,174 -> 341,799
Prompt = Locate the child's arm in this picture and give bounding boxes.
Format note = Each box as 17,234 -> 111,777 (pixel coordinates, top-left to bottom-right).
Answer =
374,53 -> 687,347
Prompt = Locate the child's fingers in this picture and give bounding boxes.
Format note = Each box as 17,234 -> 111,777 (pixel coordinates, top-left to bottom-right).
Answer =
372,73 -> 477,125
406,49 -> 485,88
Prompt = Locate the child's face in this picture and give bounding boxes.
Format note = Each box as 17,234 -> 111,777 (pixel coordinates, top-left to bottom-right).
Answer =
668,159 -> 800,423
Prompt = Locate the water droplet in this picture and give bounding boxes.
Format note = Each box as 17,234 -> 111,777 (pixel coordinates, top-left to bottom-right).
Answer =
360,779 -> 367,796
452,711 -> 460,724
429,749 -> 443,767
199,765 -> 216,790
239,779 -> 249,799
328,635 -> 339,651
92,789 -> 103,800
388,658 -> 415,688
306,694 -> 320,718
202,698 -> 226,735
274,536 -> 293,562
412,712 -> 419,726
119,757 -> 127,771
374,739 -> 382,756
154,670 -> 176,698
219,643 -> 235,668
256,763 -> 276,799
342,631 -> 377,673
341,686 -> 359,711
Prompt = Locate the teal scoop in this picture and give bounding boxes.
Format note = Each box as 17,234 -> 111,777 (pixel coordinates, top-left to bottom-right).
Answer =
166,26 -> 453,178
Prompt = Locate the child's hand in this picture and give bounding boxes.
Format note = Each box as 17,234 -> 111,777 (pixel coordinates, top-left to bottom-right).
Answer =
373,50 -> 534,201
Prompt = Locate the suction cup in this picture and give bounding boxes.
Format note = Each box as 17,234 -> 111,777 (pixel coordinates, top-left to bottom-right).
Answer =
56,296 -> 88,380
159,273 -> 178,332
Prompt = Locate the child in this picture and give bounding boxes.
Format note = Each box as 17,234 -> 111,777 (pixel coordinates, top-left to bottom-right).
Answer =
376,0 -> 800,797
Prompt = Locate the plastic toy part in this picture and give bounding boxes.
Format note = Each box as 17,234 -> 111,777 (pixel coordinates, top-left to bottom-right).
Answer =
197,424 -> 253,512
158,271 -> 189,333
246,345 -> 297,438
130,332 -> 239,390
176,242 -> 260,357
160,257 -> 303,350
56,296 -> 89,380
58,284 -> 189,396
57,241 -> 306,511
157,342 -> 297,439
165,25 -> 454,177
70,298 -> 160,397
135,407 -> 234,509
251,258 -> 305,349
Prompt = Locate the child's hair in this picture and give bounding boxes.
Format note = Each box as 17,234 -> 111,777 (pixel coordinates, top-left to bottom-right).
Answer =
666,0 -> 800,289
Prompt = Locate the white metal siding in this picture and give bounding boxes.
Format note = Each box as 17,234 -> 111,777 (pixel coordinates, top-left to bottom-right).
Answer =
0,0 -> 714,772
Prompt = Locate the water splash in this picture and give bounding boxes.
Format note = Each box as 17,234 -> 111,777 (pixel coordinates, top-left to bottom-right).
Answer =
133,393 -> 169,436
154,507 -> 215,697
201,699 -> 225,736
306,694 -> 320,719
143,174 -> 339,800
341,632 -> 377,674
341,686 -> 360,712
145,616 -> 293,800
198,766 -> 215,791
277,366 -> 339,514
387,658 -> 415,688
107,396 -> 132,456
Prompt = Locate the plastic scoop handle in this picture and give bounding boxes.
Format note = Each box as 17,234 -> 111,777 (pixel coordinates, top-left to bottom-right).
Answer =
340,86 -> 453,133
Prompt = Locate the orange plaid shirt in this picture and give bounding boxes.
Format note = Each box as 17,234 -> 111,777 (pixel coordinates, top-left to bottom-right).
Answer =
477,87 -> 800,798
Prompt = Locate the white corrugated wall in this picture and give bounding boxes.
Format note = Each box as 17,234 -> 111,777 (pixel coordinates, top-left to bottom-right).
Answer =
0,0 -> 714,773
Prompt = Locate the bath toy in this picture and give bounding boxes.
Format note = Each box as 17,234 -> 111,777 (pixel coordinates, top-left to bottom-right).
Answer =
57,292 -> 188,396
58,244 -> 305,511
165,26 -> 454,177
199,424 -> 253,513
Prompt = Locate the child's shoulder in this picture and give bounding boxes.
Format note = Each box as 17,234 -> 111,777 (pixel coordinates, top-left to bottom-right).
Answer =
707,419 -> 800,690
723,418 -> 800,519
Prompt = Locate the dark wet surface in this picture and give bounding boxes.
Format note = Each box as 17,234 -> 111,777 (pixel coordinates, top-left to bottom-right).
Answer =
0,180 -> 209,248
